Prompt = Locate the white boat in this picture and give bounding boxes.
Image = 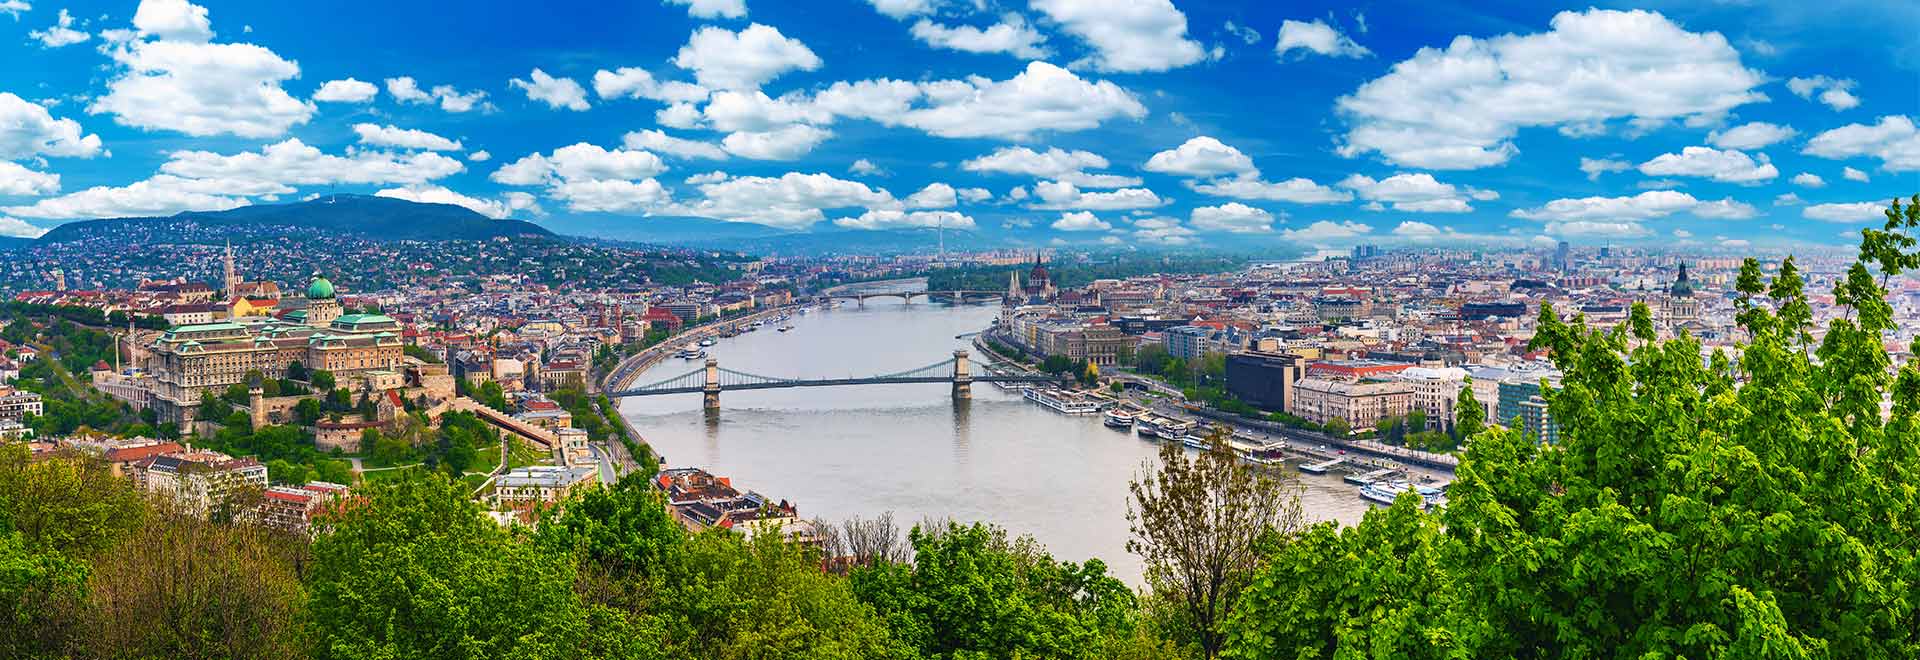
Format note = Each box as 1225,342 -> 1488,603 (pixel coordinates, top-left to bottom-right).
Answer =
1158,418 -> 1196,438
1359,481 -> 1416,506
1103,408 -> 1135,429
1180,433 -> 1211,450
674,348 -> 706,360
1134,415 -> 1163,439
1299,457 -> 1345,475
777,324 -> 795,332
698,337 -> 716,347
1023,388 -> 1101,415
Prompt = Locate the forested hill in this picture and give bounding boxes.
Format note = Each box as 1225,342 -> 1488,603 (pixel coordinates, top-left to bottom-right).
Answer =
34,194 -> 552,244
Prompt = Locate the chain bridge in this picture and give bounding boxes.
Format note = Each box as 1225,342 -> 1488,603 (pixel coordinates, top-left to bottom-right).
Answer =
606,350 -> 1063,412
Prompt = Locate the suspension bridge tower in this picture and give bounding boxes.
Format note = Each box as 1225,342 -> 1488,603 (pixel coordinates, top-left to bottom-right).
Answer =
951,350 -> 972,400
702,358 -> 721,412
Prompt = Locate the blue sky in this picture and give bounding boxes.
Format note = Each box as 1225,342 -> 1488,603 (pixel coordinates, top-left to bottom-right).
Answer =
0,0 -> 1915,253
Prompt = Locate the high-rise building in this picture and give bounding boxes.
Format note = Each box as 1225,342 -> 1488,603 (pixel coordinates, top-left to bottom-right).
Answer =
1556,241 -> 1571,273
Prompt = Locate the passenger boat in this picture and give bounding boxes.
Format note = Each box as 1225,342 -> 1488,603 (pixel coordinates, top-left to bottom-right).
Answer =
1133,416 -> 1164,439
1157,418 -> 1196,439
1102,408 -> 1135,429
1023,388 -> 1100,415
1179,433 -> 1211,450
698,337 -> 716,347
674,347 -> 706,360
1358,481 -> 1416,506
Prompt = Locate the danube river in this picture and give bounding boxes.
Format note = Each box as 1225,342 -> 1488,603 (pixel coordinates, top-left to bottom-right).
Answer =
618,300 -> 1370,583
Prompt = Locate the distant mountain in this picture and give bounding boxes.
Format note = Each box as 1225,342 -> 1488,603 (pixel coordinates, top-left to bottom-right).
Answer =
36,194 -> 554,244
538,214 -> 793,246
0,236 -> 34,250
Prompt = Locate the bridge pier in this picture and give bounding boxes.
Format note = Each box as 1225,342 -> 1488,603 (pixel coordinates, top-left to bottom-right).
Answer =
702,358 -> 721,413
951,349 -> 972,400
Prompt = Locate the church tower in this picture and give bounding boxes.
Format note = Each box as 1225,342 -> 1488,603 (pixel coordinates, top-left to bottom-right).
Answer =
1664,262 -> 1698,326
305,272 -> 342,327
223,240 -> 237,302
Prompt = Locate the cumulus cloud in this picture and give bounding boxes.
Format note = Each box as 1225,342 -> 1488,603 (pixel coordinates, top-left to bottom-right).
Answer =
0,93 -> 101,160
674,23 -> 821,91
1335,9 -> 1765,169
385,76 -> 488,113
158,138 -> 465,190
1843,166 -> 1870,182
1637,146 -> 1778,184
1031,0 -> 1208,73
1143,136 -> 1256,178
904,182 -> 958,209
0,161 -> 60,196
1791,172 -> 1824,188
312,78 -> 377,103
1803,116 -> 1920,172
1787,75 -> 1860,111
864,0 -> 936,19
549,178 -> 669,214
960,146 -> 1138,187
1707,121 -> 1796,150
721,124 -> 831,160
1803,202 -> 1886,223
468,151 -> 491,162
1511,190 -> 1754,225
1190,203 -> 1275,233
0,216 -> 46,238
1188,176 -> 1351,204
1131,216 -> 1197,244
1274,19 -> 1368,59
1339,172 -> 1492,213
29,9 -> 88,48
374,184 -> 538,219
665,0 -> 745,19
591,67 -> 709,104
910,15 -> 1048,59
834,62 -> 1146,140
0,1 -> 30,20
848,158 -> 886,176
1545,220 -> 1652,239
1579,157 -> 1630,180
1,174 -> 248,219
1050,211 -> 1110,231
490,143 -> 667,187
664,171 -> 897,228
509,68 -> 590,111
1031,181 -> 1164,210
835,209 -> 975,231
622,129 -> 728,160
1281,219 -> 1370,242
91,0 -> 314,137
352,123 -> 462,151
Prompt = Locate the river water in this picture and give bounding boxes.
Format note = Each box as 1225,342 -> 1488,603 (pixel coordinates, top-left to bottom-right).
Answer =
618,300 -> 1370,583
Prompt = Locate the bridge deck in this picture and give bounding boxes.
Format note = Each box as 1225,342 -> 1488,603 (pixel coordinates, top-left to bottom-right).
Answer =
611,374 -> 1060,397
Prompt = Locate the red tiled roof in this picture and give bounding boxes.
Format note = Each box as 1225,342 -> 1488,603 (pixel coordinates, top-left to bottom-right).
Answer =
105,442 -> 184,463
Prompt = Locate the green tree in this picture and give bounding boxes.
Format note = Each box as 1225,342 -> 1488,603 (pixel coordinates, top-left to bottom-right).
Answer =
1452,379 -> 1483,442
285,361 -> 308,382
310,369 -> 335,392
1128,428 -> 1304,658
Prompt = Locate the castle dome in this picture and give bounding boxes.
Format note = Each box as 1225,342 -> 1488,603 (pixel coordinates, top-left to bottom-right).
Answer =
307,274 -> 336,300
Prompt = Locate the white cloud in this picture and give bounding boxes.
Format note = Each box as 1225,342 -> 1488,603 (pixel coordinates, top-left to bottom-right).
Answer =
1336,9 -> 1765,169
468,151 -> 490,162
0,93 -> 102,160
549,178 -> 669,214
1791,172 -> 1824,188
132,0 -> 211,42
591,67 -> 708,104
1512,190 -> 1755,225
1720,238 -> 1750,248
1707,121 -> 1796,150
1188,175 -> 1351,204
1281,219 -> 1370,242
1274,19 -> 1368,59
0,216 -> 46,238
312,78 -> 377,103
960,146 -> 1137,186
849,158 -> 885,176
1189,203 -> 1276,234
92,3 -> 315,138
674,23 -> 821,91
352,123 -> 462,151
623,129 -> 728,160
659,104 -> 702,128
491,143 -> 667,186
29,9 -> 88,48
822,62 -> 1145,140
1803,202 -> 1885,223
0,161 -> 60,196
1773,193 -> 1803,206
1579,157 -> 1630,180
864,0 -> 936,19
904,182 -> 957,209
1143,136 -> 1256,178
1787,75 -> 1860,111
509,68 -> 590,111
375,184 -> 537,219
1031,0 -> 1207,73
1672,228 -> 1693,239
1803,116 -> 1920,172
721,124 -> 832,160
685,171 -> 729,185
1339,172 -> 1489,213
1031,181 -> 1164,210
666,171 -> 896,228
0,1 -> 30,20
700,89 -> 833,132
665,0 -> 745,19
1546,221 -> 1652,239
1224,20 -> 1260,45
957,187 -> 991,202
384,77 -> 489,113
1637,146 -> 1778,184
835,209 -> 975,231
1051,210 -> 1111,231
1,174 -> 248,219
910,15 -> 1048,59
159,138 -> 466,188
1131,216 -> 1196,244
1843,166 -> 1870,182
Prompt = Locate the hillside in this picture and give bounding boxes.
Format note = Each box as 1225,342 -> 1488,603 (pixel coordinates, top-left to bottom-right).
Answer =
35,194 -> 553,244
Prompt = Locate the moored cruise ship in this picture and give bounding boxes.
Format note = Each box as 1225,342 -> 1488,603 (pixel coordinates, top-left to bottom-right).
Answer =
1022,387 -> 1101,415
1102,408 -> 1135,429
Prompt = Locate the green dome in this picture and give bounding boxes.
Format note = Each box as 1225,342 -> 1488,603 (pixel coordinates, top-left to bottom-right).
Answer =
307,275 -> 336,299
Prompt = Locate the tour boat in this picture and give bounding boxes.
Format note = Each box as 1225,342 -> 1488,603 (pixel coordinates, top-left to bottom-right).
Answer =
698,337 -> 716,347
1157,418 -> 1196,439
1180,433 -> 1211,450
1358,481 -> 1416,506
1102,408 -> 1135,429
675,347 -> 706,360
1134,416 -> 1164,439
1022,388 -> 1100,415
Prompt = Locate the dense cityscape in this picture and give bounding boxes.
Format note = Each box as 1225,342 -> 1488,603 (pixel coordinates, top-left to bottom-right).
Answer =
5,0 -> 1919,658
